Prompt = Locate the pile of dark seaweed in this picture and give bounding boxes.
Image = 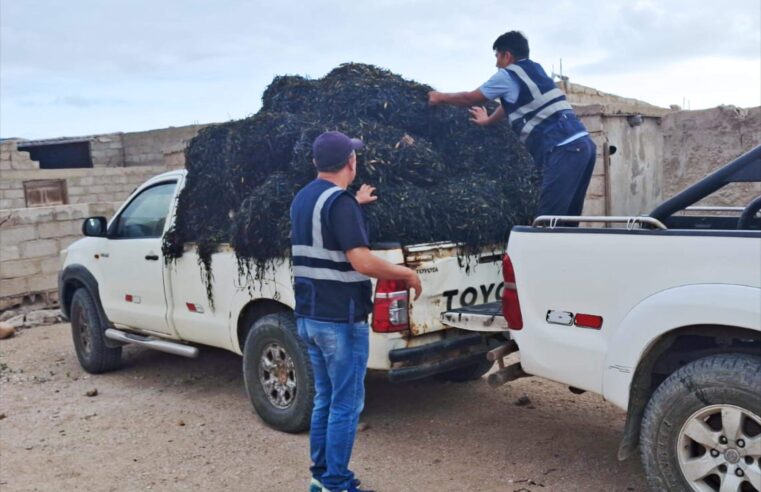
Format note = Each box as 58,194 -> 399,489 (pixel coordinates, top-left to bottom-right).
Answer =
163,63 -> 538,297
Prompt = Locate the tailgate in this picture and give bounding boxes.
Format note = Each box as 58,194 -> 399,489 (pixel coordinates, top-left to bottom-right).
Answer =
404,241 -> 504,335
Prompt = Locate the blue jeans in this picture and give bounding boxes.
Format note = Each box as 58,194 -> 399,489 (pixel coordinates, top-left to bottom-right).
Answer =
297,317 -> 369,492
536,135 -> 597,218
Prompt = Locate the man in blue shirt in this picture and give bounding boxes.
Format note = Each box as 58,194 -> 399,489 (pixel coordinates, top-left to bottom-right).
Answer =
291,131 -> 422,492
428,31 -> 596,219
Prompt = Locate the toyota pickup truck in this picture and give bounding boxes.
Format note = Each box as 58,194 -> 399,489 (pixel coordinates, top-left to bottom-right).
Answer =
58,169 -> 508,433
443,145 -> 761,491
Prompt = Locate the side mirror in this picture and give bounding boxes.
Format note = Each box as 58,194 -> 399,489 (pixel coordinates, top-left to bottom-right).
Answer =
82,217 -> 108,237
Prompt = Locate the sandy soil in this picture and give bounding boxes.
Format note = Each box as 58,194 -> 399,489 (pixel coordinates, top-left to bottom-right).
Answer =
0,323 -> 647,491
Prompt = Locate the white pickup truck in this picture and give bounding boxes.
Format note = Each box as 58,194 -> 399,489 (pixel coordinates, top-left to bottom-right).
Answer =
58,169 -> 508,433
443,145 -> 761,491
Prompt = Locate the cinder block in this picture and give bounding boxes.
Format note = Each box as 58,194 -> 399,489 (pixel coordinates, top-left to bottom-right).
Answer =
41,256 -> 62,274
57,235 -> 82,250
38,221 -> 79,239
2,189 -> 24,199
1,258 -> 42,279
19,239 -> 59,258
0,276 -> 29,297
54,209 -> 71,221
0,225 -> 37,246
0,245 -> 20,261
27,273 -> 58,293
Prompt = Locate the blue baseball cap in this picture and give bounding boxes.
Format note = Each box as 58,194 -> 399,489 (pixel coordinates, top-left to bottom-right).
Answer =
312,131 -> 363,171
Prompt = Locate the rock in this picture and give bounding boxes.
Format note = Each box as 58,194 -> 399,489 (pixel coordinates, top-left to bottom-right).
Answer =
0,323 -> 16,339
178,420 -> 186,426
514,396 -> 531,407
24,310 -> 63,327
85,388 -> 98,397
0,413 -> 6,420
357,422 -> 370,432
0,310 -> 18,322
5,315 -> 25,329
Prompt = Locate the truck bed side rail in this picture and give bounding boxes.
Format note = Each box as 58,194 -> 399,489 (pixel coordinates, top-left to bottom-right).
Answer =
532,215 -> 668,230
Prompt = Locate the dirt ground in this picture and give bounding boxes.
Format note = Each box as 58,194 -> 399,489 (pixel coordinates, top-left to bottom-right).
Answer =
0,323 -> 647,491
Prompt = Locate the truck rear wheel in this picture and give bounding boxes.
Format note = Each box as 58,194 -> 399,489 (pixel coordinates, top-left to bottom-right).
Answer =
242,312 -> 314,433
640,353 -> 761,492
70,288 -> 122,374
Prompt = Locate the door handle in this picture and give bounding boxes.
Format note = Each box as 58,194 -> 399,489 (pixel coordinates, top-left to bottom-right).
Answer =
145,254 -> 159,261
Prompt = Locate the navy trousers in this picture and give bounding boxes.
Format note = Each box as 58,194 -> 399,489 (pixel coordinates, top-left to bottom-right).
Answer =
535,136 -> 597,217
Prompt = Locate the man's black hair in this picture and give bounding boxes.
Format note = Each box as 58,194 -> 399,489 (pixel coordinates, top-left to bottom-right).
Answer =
493,31 -> 529,59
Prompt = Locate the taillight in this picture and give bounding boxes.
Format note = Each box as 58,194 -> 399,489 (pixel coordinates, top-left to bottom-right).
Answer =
502,254 -> 523,329
372,279 -> 409,333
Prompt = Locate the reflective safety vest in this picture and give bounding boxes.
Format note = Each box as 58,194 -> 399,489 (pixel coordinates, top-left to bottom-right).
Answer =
290,179 -> 373,323
500,59 -> 587,162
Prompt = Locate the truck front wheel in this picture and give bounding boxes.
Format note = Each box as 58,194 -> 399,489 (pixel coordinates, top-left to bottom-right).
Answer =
242,312 -> 314,433
640,353 -> 761,492
70,288 -> 122,374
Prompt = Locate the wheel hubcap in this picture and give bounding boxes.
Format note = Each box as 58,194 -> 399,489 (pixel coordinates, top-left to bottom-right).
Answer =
677,404 -> 761,491
258,342 -> 297,409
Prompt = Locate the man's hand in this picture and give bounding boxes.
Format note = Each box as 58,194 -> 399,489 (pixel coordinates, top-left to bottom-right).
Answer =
405,270 -> 423,301
469,106 -> 490,126
427,91 -> 443,106
356,184 -> 378,205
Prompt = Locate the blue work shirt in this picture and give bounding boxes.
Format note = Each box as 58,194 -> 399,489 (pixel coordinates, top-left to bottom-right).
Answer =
479,69 -> 587,147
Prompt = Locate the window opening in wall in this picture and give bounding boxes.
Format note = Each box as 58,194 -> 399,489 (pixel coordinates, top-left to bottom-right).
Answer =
17,141 -> 93,169
23,180 -> 68,207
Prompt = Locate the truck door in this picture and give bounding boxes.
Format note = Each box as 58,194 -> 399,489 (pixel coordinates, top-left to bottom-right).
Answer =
98,180 -> 177,335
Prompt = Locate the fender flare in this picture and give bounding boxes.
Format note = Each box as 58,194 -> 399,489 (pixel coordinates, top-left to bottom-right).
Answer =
227,277 -> 296,354
602,283 -> 761,460
59,264 -> 118,346
604,283 -> 761,407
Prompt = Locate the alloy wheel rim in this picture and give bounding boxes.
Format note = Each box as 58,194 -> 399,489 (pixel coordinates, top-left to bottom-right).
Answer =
677,403 -> 761,491
258,342 -> 297,409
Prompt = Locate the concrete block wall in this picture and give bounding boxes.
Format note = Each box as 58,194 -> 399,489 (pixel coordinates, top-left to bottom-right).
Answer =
122,124 -> 205,167
1,165 -> 168,210
90,133 -> 125,167
0,141 -> 40,171
0,202 -> 121,309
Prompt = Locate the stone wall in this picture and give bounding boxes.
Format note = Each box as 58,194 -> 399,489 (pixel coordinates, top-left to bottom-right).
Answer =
661,106 -> 761,206
0,202 -> 121,309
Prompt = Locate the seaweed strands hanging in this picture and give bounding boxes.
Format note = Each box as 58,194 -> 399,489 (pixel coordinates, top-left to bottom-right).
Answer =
163,63 -> 539,303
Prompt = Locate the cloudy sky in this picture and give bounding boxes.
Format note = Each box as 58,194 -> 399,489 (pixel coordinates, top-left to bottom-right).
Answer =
1,0 -> 759,140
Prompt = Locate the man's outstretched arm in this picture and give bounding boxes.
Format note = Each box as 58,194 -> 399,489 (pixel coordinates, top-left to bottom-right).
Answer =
428,89 -> 488,107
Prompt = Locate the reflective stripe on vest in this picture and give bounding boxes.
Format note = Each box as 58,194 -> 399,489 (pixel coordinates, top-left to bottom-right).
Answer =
292,185 -> 370,283
504,64 -> 573,142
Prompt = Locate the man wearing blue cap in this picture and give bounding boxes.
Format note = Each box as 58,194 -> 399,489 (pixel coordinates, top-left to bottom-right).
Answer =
291,131 -> 422,492
428,31 -> 596,220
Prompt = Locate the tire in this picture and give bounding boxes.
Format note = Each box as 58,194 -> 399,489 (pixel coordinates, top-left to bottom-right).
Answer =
640,353 -> 761,492
70,288 -> 122,374
435,358 -> 494,383
242,312 -> 314,433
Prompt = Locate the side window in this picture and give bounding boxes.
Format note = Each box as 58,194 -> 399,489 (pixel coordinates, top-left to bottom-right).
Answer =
112,182 -> 176,239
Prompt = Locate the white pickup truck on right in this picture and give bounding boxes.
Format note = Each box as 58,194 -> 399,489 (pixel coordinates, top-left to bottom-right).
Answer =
444,145 -> 761,491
